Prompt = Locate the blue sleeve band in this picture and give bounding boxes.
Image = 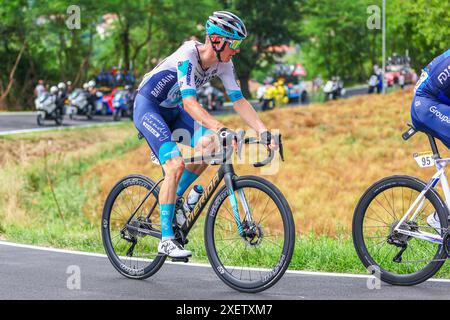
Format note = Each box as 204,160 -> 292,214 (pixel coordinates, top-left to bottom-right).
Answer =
181,89 -> 197,99
158,141 -> 182,165
227,90 -> 244,102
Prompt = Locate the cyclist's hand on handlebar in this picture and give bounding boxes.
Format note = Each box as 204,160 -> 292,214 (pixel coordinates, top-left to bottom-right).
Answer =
260,131 -> 279,151
217,127 -> 238,151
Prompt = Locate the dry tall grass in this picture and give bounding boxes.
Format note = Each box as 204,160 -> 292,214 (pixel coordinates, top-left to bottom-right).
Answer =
84,89 -> 444,237
0,125 -> 136,226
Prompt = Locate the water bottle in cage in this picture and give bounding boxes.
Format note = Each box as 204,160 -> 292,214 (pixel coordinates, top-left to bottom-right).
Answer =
187,185 -> 204,210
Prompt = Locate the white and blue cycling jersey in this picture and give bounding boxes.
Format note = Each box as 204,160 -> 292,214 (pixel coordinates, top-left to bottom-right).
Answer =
138,40 -> 244,108
133,40 -> 244,165
414,48 -> 450,104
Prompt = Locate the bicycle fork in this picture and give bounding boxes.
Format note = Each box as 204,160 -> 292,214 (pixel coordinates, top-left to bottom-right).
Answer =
224,173 -> 251,237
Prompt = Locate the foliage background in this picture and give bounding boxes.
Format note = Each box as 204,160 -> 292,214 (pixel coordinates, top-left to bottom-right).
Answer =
1,0 -> 448,109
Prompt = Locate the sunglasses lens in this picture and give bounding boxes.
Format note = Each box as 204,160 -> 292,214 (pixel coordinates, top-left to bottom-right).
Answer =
229,40 -> 242,50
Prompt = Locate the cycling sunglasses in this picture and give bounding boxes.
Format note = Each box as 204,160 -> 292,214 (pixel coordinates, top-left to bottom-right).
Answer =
224,38 -> 243,50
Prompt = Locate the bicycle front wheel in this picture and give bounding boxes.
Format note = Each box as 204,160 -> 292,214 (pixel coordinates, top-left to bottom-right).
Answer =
204,176 -> 295,293
353,175 -> 448,285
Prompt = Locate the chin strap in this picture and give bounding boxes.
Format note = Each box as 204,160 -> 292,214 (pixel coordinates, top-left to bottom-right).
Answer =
209,35 -> 227,62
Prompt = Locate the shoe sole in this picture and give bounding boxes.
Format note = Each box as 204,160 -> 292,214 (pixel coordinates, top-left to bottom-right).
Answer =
157,251 -> 192,258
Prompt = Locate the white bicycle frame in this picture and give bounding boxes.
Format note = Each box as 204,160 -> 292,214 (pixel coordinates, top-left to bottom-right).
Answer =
393,158 -> 450,245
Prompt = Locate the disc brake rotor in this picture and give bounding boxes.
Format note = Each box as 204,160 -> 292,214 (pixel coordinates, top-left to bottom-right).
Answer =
242,221 -> 264,246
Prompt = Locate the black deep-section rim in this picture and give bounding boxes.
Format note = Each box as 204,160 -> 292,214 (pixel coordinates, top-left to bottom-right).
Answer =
205,176 -> 295,293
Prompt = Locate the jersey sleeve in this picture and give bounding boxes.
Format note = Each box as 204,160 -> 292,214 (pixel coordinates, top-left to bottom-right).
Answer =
218,61 -> 244,103
176,47 -> 198,100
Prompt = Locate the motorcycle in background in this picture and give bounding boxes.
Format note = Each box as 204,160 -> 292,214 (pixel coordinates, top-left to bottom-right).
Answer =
261,79 -> 289,111
368,74 -> 379,94
323,77 -> 346,101
111,87 -> 134,121
35,87 -> 64,126
67,88 -> 94,120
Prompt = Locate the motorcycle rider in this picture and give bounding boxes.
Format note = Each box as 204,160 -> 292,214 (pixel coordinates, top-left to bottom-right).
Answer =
134,11 -> 278,258
56,82 -> 68,114
410,49 -> 450,230
87,80 -> 98,115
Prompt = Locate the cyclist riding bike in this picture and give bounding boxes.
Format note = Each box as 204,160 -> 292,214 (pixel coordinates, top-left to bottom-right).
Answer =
410,48 -> 450,229
133,11 -> 278,258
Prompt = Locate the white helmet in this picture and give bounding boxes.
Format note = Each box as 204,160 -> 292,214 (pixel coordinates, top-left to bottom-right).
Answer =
206,11 -> 247,40
50,86 -> 58,94
58,82 -> 66,90
66,81 -> 72,86
83,83 -> 89,90
88,80 -> 96,88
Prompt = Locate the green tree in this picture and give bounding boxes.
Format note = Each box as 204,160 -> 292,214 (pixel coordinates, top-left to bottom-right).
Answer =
219,0 -> 303,98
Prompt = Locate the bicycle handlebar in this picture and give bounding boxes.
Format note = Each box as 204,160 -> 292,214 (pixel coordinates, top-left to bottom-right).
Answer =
237,130 -> 284,167
184,130 -> 284,167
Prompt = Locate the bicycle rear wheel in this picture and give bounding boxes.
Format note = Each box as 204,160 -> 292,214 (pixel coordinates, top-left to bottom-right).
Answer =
204,176 -> 295,293
102,174 -> 166,279
353,175 -> 448,285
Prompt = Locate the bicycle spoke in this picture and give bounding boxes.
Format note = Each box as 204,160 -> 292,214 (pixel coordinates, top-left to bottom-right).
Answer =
104,180 -> 162,277
357,182 -> 446,282
211,182 -> 290,289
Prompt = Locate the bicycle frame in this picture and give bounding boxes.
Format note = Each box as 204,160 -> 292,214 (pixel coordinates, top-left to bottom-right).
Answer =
124,132 -> 281,242
181,163 -> 245,236
393,158 -> 450,245
124,160 -> 249,242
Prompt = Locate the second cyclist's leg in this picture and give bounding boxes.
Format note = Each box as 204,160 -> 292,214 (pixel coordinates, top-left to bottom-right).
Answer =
411,94 -> 450,229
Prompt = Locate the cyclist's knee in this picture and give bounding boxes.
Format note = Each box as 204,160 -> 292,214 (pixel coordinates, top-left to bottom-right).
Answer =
163,157 -> 185,180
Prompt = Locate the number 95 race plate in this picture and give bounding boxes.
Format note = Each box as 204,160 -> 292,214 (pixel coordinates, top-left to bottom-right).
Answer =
413,152 -> 435,168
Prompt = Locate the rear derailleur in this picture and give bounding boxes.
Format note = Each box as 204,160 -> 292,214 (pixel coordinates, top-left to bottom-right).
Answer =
387,220 -> 419,263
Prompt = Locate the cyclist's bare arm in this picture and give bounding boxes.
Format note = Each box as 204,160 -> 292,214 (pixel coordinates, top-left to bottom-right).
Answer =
183,96 -> 225,132
233,98 -> 278,149
233,98 -> 267,134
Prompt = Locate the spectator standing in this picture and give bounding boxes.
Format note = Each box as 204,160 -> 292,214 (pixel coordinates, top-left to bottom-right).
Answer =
34,80 -> 46,98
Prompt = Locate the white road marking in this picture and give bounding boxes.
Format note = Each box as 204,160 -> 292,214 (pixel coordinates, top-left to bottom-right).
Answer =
0,112 -> 37,116
0,122 -> 122,136
1,240 -> 449,283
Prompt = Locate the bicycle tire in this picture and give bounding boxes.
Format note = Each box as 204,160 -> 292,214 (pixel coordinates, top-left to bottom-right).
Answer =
204,176 -> 295,293
353,175 -> 448,285
102,174 -> 166,280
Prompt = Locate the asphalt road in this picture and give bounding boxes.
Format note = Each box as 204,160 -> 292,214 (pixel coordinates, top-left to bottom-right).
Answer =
0,112 -> 121,134
0,86 -> 374,135
1,241 -> 450,300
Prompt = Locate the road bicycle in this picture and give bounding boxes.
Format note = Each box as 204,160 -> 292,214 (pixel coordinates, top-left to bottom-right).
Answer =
353,123 -> 450,285
101,131 -> 295,293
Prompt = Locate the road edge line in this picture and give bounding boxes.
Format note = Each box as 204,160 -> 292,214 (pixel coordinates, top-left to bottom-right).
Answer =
1,240 -> 449,283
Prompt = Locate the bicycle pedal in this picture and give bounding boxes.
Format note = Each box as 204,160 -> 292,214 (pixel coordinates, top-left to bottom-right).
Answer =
171,257 -> 189,263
